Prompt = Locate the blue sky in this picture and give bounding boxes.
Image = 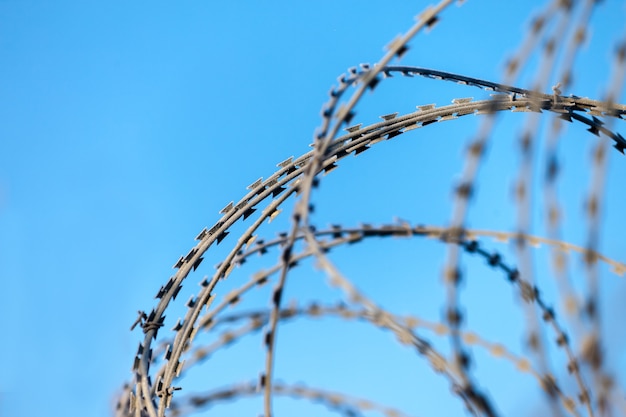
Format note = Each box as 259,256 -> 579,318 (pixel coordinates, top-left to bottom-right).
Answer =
1,1 -> 625,417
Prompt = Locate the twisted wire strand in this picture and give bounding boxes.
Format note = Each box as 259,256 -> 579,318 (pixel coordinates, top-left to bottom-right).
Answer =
264,3 -> 462,415
134,223 -> 623,414
541,0 -> 599,367
436,4 -> 559,407
233,222 -> 599,414
299,225 -> 593,416
435,3 -> 622,415
511,4 -> 577,416
119,86 -> 625,415
579,32 -> 626,414
503,0 -> 563,80
178,294 -> 587,416
290,220 -> 600,415
299,224 -> 495,416
116,30 -> 625,413
182,303 -> 469,415
131,223 -> 623,415
169,380 -> 417,417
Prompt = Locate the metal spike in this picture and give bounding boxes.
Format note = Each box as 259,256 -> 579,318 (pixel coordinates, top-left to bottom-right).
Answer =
172,284 -> 183,300
195,228 -> 208,241
247,178 -> 263,190
367,75 -> 380,91
184,248 -> 197,262
588,108 -> 607,116
269,209 -> 282,223
404,123 -> 422,131
416,7 -> 436,24
344,124 -> 362,133
277,157 -> 293,168
208,222 -> 224,235
294,154 -> 312,167
243,207 -> 256,220
272,186 -> 286,197
132,356 -> 140,372
155,286 -> 165,299
245,235 -> 257,248
380,112 -> 398,121
336,104 -> 355,124
173,257 -> 184,269
192,257 -> 203,271
216,231 -> 229,244
175,360 -> 185,377
385,130 -> 403,140
385,36 -> 402,53
417,104 -> 435,111
425,15 -> 439,29
613,137 -> 625,154
128,391 -> 136,412
591,115 -> 604,126
587,125 -> 600,136
234,200 -> 248,211
164,278 -> 175,293
558,113 -> 573,122
264,174 -> 279,187
346,141 -> 370,154
219,202 -> 234,214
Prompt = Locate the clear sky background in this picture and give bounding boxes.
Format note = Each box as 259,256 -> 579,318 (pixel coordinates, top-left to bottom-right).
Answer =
1,1 -> 625,417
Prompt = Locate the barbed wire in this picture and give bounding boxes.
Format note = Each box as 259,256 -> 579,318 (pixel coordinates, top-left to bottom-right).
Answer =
115,1 -> 626,416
